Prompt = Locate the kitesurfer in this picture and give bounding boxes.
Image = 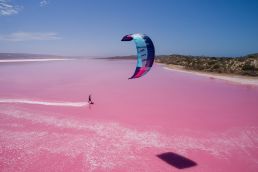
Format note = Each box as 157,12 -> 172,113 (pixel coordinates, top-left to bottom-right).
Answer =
88,94 -> 94,104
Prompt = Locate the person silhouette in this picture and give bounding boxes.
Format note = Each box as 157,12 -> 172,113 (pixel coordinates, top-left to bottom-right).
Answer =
88,94 -> 94,104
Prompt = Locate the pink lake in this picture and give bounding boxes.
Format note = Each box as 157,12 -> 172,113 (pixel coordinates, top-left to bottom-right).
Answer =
0,59 -> 258,171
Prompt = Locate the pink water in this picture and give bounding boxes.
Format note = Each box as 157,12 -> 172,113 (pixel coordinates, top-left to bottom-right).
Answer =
0,59 -> 258,171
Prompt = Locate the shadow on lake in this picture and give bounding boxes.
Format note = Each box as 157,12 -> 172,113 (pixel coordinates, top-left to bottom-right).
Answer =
157,152 -> 197,169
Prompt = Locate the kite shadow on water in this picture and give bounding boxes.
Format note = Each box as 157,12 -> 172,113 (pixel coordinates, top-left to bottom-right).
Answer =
157,152 -> 197,169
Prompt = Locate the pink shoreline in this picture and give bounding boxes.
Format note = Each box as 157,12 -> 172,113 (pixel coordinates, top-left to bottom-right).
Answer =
161,64 -> 258,86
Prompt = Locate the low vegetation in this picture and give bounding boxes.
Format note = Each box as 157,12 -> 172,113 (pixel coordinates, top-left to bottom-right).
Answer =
156,53 -> 258,76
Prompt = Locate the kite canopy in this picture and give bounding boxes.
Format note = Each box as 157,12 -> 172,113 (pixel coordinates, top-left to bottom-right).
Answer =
121,33 -> 155,79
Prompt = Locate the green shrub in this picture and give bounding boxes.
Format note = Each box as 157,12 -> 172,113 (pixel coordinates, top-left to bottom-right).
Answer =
242,64 -> 255,71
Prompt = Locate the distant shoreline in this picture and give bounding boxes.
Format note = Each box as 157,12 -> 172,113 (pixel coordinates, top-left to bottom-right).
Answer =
156,54 -> 258,77
1,53 -> 258,86
0,58 -> 73,63
161,63 -> 258,86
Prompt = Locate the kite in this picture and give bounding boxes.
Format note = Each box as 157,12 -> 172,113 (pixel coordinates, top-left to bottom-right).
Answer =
121,33 -> 155,79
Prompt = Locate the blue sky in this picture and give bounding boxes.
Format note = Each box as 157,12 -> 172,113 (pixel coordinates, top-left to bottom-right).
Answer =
0,0 -> 258,57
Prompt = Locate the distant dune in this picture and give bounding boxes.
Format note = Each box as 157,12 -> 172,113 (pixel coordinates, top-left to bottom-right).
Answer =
95,55 -> 136,60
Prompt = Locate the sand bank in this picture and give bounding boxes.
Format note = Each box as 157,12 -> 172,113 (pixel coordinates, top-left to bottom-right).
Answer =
162,64 -> 258,86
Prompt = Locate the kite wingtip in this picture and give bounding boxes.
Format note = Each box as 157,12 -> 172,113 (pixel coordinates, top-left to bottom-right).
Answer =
121,35 -> 133,41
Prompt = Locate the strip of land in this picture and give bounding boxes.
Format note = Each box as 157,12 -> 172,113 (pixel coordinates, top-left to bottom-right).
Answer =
0,58 -> 73,63
156,53 -> 258,86
162,64 -> 258,86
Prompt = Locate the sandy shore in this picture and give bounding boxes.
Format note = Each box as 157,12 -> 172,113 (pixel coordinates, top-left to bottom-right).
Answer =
161,64 -> 258,86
